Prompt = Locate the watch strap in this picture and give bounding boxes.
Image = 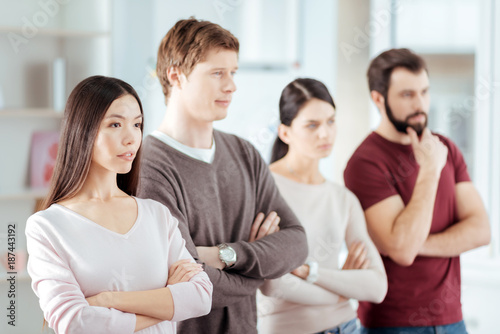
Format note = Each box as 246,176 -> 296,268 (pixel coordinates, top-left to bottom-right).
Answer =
217,243 -> 236,269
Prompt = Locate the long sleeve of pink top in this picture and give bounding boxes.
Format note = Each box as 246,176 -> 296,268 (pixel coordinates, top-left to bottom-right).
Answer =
26,197 -> 212,334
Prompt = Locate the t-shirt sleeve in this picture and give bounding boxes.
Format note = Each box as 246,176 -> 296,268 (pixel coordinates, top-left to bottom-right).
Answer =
227,141 -> 308,279
25,216 -> 136,334
161,206 -> 213,322
344,153 -> 399,210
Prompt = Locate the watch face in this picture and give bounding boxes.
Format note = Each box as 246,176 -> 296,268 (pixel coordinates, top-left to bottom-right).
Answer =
221,248 -> 234,260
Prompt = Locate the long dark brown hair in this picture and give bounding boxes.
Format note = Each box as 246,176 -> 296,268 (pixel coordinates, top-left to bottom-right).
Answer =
41,76 -> 144,210
270,78 -> 336,163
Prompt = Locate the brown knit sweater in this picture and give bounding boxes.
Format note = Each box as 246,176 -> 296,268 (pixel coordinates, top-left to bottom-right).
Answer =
138,130 -> 308,334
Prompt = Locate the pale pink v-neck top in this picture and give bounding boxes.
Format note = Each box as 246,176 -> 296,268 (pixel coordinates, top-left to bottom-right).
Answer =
26,197 -> 212,334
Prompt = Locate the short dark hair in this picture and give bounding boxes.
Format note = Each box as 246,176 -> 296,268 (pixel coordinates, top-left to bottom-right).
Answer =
367,48 -> 428,97
157,17 -> 239,99
271,78 -> 335,163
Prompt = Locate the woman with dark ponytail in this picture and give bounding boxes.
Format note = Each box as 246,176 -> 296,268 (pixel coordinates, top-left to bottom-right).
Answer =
270,78 -> 336,163
259,79 -> 387,334
26,76 -> 212,334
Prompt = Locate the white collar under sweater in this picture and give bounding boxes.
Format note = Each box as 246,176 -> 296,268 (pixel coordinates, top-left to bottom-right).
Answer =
151,130 -> 216,164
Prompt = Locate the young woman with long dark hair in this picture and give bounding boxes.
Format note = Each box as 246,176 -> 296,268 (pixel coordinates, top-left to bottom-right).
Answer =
26,76 -> 212,333
258,78 -> 387,334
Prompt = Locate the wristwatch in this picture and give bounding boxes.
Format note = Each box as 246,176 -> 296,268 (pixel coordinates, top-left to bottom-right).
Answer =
217,243 -> 237,269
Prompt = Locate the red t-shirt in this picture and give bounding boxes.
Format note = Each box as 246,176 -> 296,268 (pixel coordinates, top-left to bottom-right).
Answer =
344,131 -> 470,328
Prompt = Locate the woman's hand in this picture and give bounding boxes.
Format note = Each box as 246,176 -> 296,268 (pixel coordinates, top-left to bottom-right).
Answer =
337,295 -> 349,304
342,241 -> 370,270
86,291 -> 112,308
167,259 -> 203,285
291,264 -> 310,280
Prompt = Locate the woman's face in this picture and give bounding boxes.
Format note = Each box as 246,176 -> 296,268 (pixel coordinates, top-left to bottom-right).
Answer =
92,94 -> 143,174
281,98 -> 336,160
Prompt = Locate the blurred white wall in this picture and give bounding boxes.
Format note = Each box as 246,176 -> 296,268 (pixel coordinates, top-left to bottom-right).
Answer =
112,0 -> 339,180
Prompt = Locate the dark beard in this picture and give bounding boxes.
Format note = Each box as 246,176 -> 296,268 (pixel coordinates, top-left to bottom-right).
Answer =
385,98 -> 427,136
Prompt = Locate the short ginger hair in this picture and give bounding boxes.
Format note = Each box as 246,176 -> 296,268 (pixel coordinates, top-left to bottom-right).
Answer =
157,17 -> 239,98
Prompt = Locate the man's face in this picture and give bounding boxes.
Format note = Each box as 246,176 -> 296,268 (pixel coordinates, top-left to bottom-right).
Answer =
384,67 -> 430,136
179,48 -> 238,123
